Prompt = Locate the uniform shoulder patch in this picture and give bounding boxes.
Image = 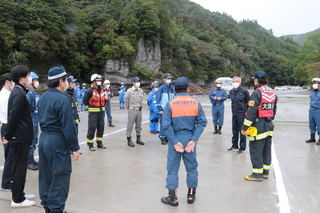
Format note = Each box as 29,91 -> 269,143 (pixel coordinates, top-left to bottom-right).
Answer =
248,100 -> 255,106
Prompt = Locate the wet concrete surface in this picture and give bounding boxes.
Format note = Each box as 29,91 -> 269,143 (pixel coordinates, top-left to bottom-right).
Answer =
0,89 -> 318,213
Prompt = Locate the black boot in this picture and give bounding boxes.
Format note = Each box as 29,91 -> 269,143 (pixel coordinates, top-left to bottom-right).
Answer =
31,155 -> 38,166
213,126 -> 218,134
136,135 -> 145,145
97,141 -> 107,149
44,207 -> 51,213
187,188 -> 196,204
263,170 -> 269,179
161,189 -> 179,206
218,126 -> 222,134
27,156 -> 38,170
88,142 -> 96,151
108,121 -> 115,127
306,133 -> 316,143
127,137 -> 135,147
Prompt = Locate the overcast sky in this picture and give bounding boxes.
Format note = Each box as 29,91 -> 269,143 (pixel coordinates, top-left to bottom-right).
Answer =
191,0 -> 320,37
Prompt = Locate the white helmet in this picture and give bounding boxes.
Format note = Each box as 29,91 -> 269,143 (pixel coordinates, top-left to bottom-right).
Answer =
104,79 -> 110,84
91,74 -> 102,82
312,78 -> 320,83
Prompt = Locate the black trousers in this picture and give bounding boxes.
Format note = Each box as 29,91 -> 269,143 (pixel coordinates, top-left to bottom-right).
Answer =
87,112 -> 105,140
1,124 -> 12,190
249,136 -> 272,172
231,114 -> 246,150
11,141 -> 32,203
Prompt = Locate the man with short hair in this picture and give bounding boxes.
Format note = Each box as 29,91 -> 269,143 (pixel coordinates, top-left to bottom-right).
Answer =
161,77 -> 207,206
27,71 -> 40,170
0,73 -> 14,192
3,65 -> 36,208
124,77 -> 145,147
228,76 -> 250,154
156,73 -> 175,145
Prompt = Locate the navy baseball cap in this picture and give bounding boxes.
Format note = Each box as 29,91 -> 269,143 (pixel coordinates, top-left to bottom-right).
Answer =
67,75 -> 77,83
174,77 -> 189,89
162,73 -> 172,79
253,71 -> 267,80
48,66 -> 68,81
131,76 -> 141,82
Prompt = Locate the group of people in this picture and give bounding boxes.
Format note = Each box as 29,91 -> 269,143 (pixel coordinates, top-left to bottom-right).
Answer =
0,67 -> 278,211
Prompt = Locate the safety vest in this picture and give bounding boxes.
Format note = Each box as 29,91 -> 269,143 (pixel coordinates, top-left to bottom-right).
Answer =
88,88 -> 107,112
256,85 -> 276,118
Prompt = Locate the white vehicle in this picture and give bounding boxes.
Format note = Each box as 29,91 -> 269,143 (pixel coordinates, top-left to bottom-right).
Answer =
274,86 -> 286,91
216,77 -> 233,96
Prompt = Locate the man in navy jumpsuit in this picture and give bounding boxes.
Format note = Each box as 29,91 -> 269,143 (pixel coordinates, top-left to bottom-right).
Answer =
161,77 -> 207,206
118,82 -> 126,109
209,80 -> 227,134
228,76 -> 250,153
38,66 -> 80,213
147,81 -> 160,134
156,73 -> 175,145
306,78 -> 320,144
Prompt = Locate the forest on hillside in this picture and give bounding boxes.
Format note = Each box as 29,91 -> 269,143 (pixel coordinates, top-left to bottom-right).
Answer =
0,0 -> 306,86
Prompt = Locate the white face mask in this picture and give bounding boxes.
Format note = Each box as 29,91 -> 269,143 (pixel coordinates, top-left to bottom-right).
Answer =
105,85 -> 110,89
33,81 -> 39,89
97,81 -> 101,86
166,79 -> 172,84
313,83 -> 318,90
70,83 -> 76,89
232,82 -> 240,89
216,84 -> 222,88
63,81 -> 69,91
26,76 -> 32,86
135,82 -> 140,88
154,87 -> 159,92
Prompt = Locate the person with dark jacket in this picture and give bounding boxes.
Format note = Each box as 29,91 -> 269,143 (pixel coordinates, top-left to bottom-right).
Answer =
3,65 -> 36,208
228,76 -> 250,154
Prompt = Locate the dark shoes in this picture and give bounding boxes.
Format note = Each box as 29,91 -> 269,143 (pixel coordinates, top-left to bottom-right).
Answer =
218,126 -> 222,134
88,144 -> 96,151
237,149 -> 245,154
306,133 -> 316,143
244,173 -> 263,182
213,126 -> 218,134
27,155 -> 38,170
187,188 -> 196,204
227,147 -> 237,151
136,135 -> 145,145
161,140 -> 166,145
97,142 -> 107,149
161,189 -> 179,206
127,137 -> 135,147
108,121 -> 115,127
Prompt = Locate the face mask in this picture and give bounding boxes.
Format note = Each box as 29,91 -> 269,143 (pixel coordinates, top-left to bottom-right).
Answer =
26,76 -> 32,86
154,88 -> 159,92
63,81 -> 69,91
97,81 -> 102,86
166,79 -> 172,84
10,82 -> 15,90
216,84 -> 222,87
135,82 -> 140,88
232,82 -> 240,89
33,81 -> 39,89
70,83 -> 76,89
105,85 -> 110,89
313,84 -> 318,90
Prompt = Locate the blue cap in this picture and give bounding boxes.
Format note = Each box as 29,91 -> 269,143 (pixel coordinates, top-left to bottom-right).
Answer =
174,77 -> 189,89
131,77 -> 141,82
48,66 -> 68,81
67,75 -> 77,83
253,71 -> 267,80
30,71 -> 39,80
162,73 -> 172,79
76,82 -> 80,85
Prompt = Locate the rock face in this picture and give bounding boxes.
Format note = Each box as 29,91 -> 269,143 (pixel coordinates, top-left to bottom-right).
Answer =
136,39 -> 161,74
105,59 -> 129,77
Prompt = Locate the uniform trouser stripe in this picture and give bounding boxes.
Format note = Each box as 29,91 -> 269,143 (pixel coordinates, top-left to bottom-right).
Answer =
263,164 -> 270,170
249,136 -> 272,174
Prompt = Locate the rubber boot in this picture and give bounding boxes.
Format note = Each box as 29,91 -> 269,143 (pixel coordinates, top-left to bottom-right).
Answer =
108,121 -> 115,127
244,173 -> 263,182
306,133 -> 316,143
161,189 -> 179,206
27,156 -> 38,170
187,188 -> 196,204
97,141 -> 107,149
213,126 -> 218,134
127,137 -> 135,147
31,155 -> 38,166
218,126 -> 222,134
263,170 -> 269,179
136,135 -> 145,145
88,142 -> 96,151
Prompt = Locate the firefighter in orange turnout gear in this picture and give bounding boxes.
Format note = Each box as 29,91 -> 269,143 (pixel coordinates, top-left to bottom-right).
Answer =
241,71 -> 277,181
83,74 -> 108,151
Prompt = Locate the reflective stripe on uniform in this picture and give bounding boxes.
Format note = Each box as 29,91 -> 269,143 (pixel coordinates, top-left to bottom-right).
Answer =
87,107 -> 105,112
87,139 -> 94,144
75,119 -> 80,124
244,119 -> 252,126
263,164 -> 270,170
252,168 -> 263,174
247,131 -> 273,141
96,137 -> 103,142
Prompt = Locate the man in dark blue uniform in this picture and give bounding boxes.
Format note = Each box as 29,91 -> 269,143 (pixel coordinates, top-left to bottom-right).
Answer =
38,66 -> 80,213
209,79 -> 227,134
161,77 -> 207,206
228,76 -> 250,154
306,78 -> 320,144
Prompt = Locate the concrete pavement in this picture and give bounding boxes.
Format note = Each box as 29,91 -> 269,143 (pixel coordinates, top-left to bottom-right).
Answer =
0,89 -> 318,213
